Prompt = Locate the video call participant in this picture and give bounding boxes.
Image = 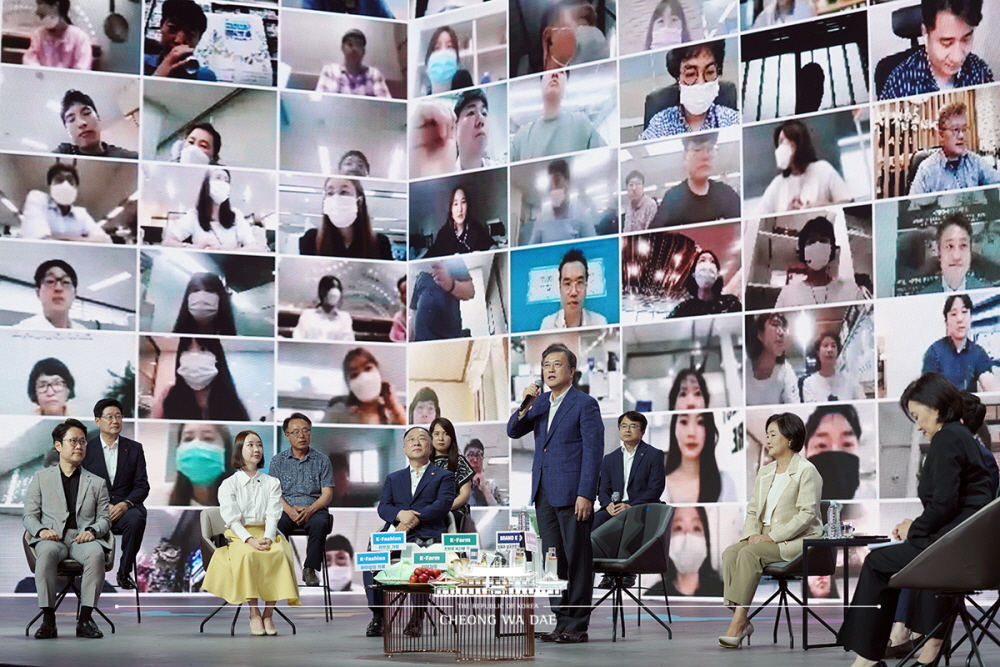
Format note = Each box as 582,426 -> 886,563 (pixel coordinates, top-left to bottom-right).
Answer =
922,293 -> 998,392
324,347 -> 407,425
23,0 -> 92,70
423,27 -> 470,95
316,30 -> 391,97
645,0 -> 690,51
54,90 -> 137,159
795,62 -> 826,114
168,422 -> 231,506
292,275 -> 355,341
390,276 -> 407,342
801,333 -> 865,403
509,69 -> 606,162
540,248 -> 608,330
157,337 -> 251,421
410,100 -> 457,178
594,411 -> 665,536
21,163 -> 111,242
82,399 -> 148,590
172,273 -> 237,336
719,412 -> 822,649
144,0 -> 217,81
803,404 -> 863,500
364,426 -> 456,638
508,343 -> 604,644
409,386 -> 440,424
465,438 -> 503,506
303,0 -> 394,18
530,159 -> 597,245
170,123 -> 223,165
921,212 -> 991,293
454,89 -> 497,170
325,534 -> 355,591
747,312 -> 801,406
752,0 -> 815,28
650,506 -> 724,598
622,170 -> 657,232
28,358 -> 76,416
271,413 -> 334,588
664,411 -> 736,502
640,41 -> 739,140
338,150 -> 370,177
15,259 -> 86,329
910,102 -> 1000,195
23,419 -> 111,640
757,119 -> 851,214
669,368 -> 709,410
538,0 -> 609,71
300,177 -> 393,259
652,132 -> 740,227
775,216 -> 866,308
426,185 -> 495,256
880,0 -> 992,100
410,258 -> 475,340
164,169 -> 259,249
670,249 -> 742,317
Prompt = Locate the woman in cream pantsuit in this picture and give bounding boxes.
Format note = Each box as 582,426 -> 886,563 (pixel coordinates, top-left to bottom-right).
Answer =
718,412 -> 823,648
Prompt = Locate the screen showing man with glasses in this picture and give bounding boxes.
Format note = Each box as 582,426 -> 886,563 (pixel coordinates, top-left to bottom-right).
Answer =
910,101 -> 1000,195
653,131 -> 741,227
14,259 -> 86,330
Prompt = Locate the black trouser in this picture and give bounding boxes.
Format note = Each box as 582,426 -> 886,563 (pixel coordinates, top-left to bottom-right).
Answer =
113,505 -> 146,574
534,479 -> 594,632
277,510 -> 331,571
839,542 -> 954,660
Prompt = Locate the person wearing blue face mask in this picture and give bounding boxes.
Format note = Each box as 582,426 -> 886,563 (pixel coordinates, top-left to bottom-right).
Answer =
169,422 -> 232,506
423,26 -> 469,95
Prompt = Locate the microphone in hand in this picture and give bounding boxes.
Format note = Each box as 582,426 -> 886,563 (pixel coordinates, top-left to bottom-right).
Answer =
518,379 -> 543,412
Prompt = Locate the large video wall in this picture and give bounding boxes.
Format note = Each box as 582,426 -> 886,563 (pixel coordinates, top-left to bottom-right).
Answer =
2,0 -> 1000,601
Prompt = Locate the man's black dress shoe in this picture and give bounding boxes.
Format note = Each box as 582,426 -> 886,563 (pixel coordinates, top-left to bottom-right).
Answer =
76,619 -> 103,638
34,623 -> 57,639
554,630 -> 589,644
366,616 -> 383,637
535,631 -> 558,642
117,571 -> 137,590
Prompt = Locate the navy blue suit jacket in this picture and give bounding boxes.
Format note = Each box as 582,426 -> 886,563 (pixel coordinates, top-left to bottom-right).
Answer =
506,385 -> 604,508
377,464 -> 456,542
82,435 -> 149,509
597,441 -> 666,509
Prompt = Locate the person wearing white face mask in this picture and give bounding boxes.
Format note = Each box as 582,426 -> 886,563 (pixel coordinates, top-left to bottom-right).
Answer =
163,168 -> 261,250
22,0 -> 92,70
757,119 -> 852,215
323,348 -> 406,425
292,275 -> 355,341
644,0 -> 689,51
648,506 -> 724,598
640,41 -> 739,140
325,535 -> 355,591
670,250 -> 742,318
21,163 -> 110,242
774,217 -> 866,308
157,337 -> 250,421
172,272 -> 237,336
170,123 -> 222,166
299,177 -> 393,259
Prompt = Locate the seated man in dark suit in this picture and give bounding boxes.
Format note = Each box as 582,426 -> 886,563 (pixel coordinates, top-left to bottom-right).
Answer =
364,426 -> 456,638
81,398 -> 148,590
594,411 -> 665,588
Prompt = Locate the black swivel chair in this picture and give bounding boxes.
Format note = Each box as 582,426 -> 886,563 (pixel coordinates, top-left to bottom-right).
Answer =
747,546 -> 836,649
643,81 -> 739,131
590,504 -> 674,642
873,4 -> 924,98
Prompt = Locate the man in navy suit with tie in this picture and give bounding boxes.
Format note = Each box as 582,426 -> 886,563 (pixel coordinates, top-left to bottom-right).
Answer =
81,398 -> 148,590
365,426 -> 456,638
507,343 -> 604,644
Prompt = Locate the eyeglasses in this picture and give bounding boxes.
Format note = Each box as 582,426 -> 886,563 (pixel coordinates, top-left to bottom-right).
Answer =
101,413 -> 124,422
285,428 -> 311,438
679,65 -> 719,86
541,362 -> 565,371
619,423 -> 642,431
61,438 -> 87,447
42,277 -> 74,290
36,379 -> 68,393
942,125 -> 968,135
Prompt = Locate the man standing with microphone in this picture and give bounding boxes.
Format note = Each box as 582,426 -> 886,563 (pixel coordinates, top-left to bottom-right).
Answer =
507,343 -> 604,644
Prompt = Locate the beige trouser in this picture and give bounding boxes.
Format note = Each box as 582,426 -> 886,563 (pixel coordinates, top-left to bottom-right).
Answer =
721,528 -> 784,608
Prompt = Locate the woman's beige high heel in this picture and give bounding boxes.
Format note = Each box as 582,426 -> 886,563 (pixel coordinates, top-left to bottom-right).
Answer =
718,622 -> 754,649
249,615 -> 265,636
263,617 -> 277,636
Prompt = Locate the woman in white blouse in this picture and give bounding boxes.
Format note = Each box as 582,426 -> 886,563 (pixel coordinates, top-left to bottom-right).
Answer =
202,430 -> 300,635
747,312 -> 801,406
163,168 -> 262,251
718,413 -> 823,648
756,119 -> 851,215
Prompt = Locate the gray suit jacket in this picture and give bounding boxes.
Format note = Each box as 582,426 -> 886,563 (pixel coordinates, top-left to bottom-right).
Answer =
742,453 -> 823,561
23,466 -> 112,549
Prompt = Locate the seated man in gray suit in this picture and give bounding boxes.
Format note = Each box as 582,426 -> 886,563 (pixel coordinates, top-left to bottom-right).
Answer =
23,418 -> 111,639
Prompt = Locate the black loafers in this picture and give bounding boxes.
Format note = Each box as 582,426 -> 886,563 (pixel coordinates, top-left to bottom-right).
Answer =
554,630 -> 589,644
34,623 -> 57,639
76,619 -> 103,639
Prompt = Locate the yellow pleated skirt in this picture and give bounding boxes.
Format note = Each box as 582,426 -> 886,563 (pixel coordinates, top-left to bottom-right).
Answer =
203,526 -> 300,606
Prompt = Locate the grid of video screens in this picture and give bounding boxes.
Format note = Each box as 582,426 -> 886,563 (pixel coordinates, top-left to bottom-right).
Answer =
1,0 -> 1000,601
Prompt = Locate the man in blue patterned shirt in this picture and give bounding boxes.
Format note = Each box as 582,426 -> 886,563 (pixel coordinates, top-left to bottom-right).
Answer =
910,102 -> 1000,195
880,0 -> 992,100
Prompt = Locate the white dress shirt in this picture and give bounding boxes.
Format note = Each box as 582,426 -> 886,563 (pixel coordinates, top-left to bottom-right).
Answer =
410,462 -> 429,496
762,471 -> 791,526
621,443 -> 637,503
218,470 -> 282,542
547,388 -> 569,432
102,436 -> 119,485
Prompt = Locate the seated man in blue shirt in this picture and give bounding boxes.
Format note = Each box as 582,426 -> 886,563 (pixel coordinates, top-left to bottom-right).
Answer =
922,293 -> 998,391
910,102 -> 1000,195
144,0 -> 217,81
880,0 -> 993,100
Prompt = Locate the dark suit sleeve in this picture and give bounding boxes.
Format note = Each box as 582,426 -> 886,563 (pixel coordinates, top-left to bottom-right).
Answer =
633,449 -> 666,506
597,455 -> 612,509
908,432 -> 964,547
507,405 -> 538,439
377,474 -> 402,526
126,443 -> 150,506
418,471 -> 457,524
576,398 -> 605,500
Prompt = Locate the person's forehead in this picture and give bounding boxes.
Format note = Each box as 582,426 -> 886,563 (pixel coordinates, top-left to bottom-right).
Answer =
64,102 -> 93,116
43,267 -> 72,280
65,426 -> 86,439
812,413 -> 856,438
940,224 -> 970,241
459,100 -> 487,115
560,261 -> 586,280
543,350 -> 570,364
101,406 -> 123,416
681,47 -> 716,66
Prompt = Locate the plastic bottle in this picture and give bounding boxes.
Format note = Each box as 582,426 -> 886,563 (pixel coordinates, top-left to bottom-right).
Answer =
544,547 -> 558,580
828,501 -> 843,539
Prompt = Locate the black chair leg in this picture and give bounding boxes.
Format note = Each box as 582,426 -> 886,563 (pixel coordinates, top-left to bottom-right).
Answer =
25,580 -> 74,636
273,606 -> 297,635
772,588 -> 785,645
229,603 -> 243,636
781,586 -> 794,649
611,580 -> 620,643
622,587 -> 672,639
92,602 -> 116,634
199,601 -> 231,634
619,583 -> 626,639
321,556 -> 332,622
134,562 -> 141,623
748,587 -> 782,621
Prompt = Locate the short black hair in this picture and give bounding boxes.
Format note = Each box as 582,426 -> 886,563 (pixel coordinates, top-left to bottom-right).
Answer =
342,29 -> 367,47
93,398 -> 124,419
52,418 -> 87,444
161,0 -> 207,36
812,331 -> 843,358
797,216 -> 838,263
326,534 -> 354,556
38,0 -> 71,20
338,150 -> 370,175
60,90 -> 97,123
547,158 -> 570,181
283,412 -> 312,432
464,438 -> 485,454
30,358 -> 76,403
397,276 -> 406,290
318,275 -> 343,302
186,122 -> 222,163
34,259 -> 78,289
900,371 -> 966,425
617,410 -> 648,432
558,248 -> 588,282
542,342 -> 577,370
681,131 -> 719,150
46,163 -> 79,187
454,88 -> 488,118
625,170 -> 645,185
937,212 -> 973,245
805,404 -> 862,443
943,293 -> 973,319
408,386 -> 440,422
666,40 -> 725,79
766,412 -> 807,452
922,0 -> 982,30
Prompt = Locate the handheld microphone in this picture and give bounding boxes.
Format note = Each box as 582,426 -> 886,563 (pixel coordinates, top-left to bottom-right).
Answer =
518,379 -> 543,412
611,492 -> 620,504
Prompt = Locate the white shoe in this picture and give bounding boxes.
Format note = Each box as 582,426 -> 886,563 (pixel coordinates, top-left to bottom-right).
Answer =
718,622 -> 754,649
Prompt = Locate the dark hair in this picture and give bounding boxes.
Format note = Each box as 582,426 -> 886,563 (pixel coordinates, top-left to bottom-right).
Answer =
168,422 -> 233,505
318,275 -> 344,304
429,417 -> 460,472
447,185 -> 469,230
666,40 -> 725,79
409,386 -> 441,422
766,412 -> 807,452
899,371 -> 966,425
684,250 -> 723,298
52,418 -> 87,443
942,293 -> 973,319
342,29 -> 366,47
283,412 -> 312,432
160,0 -> 207,36
425,26 -> 459,65
231,430 -> 264,469
617,410 -> 648,432
186,122 -> 221,164
645,0 -> 689,51
29,358 -> 75,403
454,89 -> 488,118
748,312 -> 788,363
162,338 -> 250,421
38,0 -> 72,21
795,62 -> 826,115
547,158 -> 570,181
196,169 -> 235,231
319,178 -> 377,259
666,412 -> 721,501
464,438 -> 484,454
811,331 -> 843,360
937,101 -> 967,130
805,404 -> 861,444
339,348 -> 388,414
923,0 -> 983,30
60,90 -> 97,123
93,398 -> 124,419
558,248 -> 588,281
668,368 -> 710,410
326,534 -> 354,556
961,392 -> 986,434
625,170 -> 645,185
681,131 -> 718,151
937,212 -> 973,245
172,273 -> 236,336
397,276 -> 406,291
663,506 -> 717,587
797,217 -> 838,264
46,162 -> 79,187
542,342 -> 577,370
338,150 -> 370,176
774,119 -> 818,176
34,259 -> 77,289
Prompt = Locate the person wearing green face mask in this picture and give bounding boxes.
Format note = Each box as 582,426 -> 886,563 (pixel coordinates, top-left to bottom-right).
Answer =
169,422 -> 231,506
